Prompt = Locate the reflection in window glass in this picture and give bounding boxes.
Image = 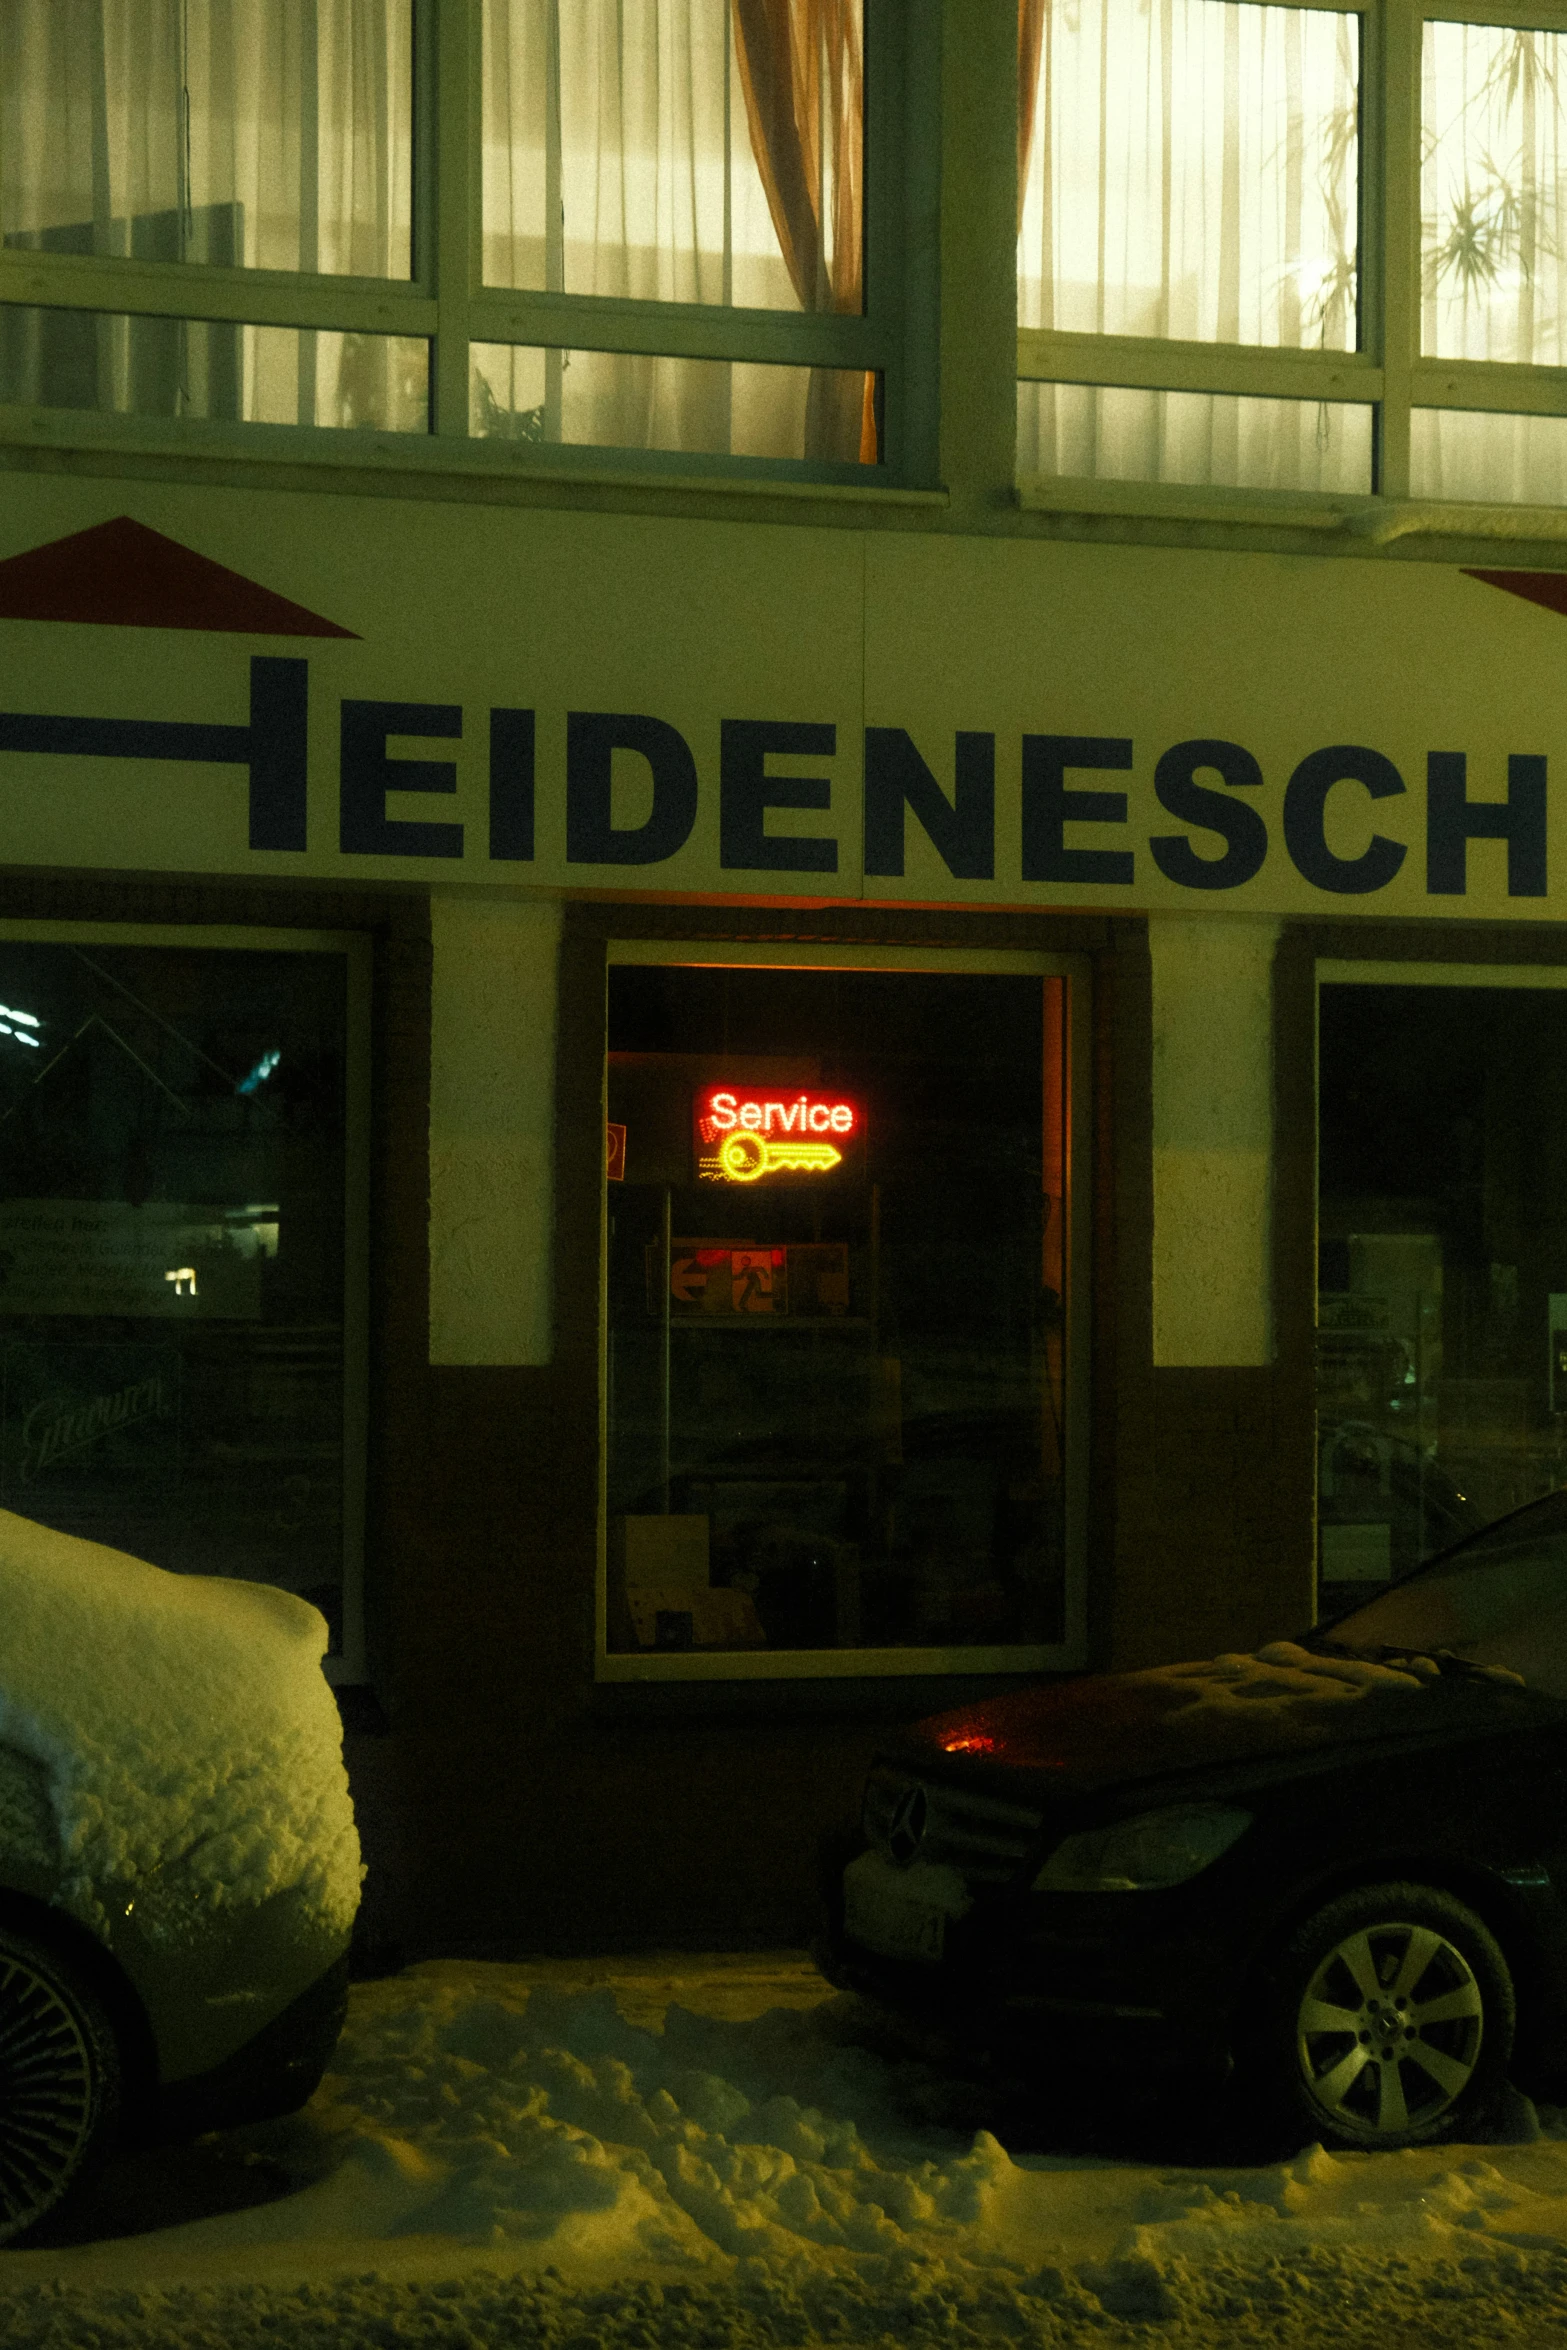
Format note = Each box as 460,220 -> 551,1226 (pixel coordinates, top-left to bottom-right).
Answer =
0,309 -> 429,434
606,967 -> 1070,1657
1018,382 -> 1371,492
1327,1502 -> 1567,1699
1317,985 -> 1567,1621
0,943 -> 355,1651
471,342 -> 876,464
1410,407 -> 1567,506
1018,0 -> 1359,349
1422,21 -> 1567,366
482,0 -> 864,316
0,0 -> 413,278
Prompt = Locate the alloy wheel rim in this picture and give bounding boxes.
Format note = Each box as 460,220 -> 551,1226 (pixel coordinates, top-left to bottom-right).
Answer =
0,1954 -> 95,2236
1295,1920 -> 1484,2139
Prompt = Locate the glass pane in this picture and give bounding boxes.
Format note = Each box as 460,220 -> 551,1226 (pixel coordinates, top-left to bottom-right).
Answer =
1317,984 -> 1567,1620
0,0 -> 413,278
0,942 -> 353,1651
471,343 -> 877,464
1411,406 -> 1567,504
1422,21 -> 1567,364
1018,0 -> 1359,347
606,967 -> 1070,1657
0,308 -> 429,433
1018,382 -> 1372,492
482,0 -> 864,315
1323,1497 -> 1567,1698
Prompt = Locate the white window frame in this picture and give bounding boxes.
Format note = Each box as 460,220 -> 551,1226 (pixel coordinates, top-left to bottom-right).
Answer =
1018,0 -> 1567,535
0,0 -> 932,491
0,918 -> 372,1684
598,938 -> 1092,1681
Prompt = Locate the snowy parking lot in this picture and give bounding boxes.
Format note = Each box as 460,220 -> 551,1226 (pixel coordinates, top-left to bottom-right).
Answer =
7,1953 -> 1567,2346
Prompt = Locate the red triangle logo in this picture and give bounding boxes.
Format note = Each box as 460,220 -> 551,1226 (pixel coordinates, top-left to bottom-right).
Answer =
0,516 -> 357,637
1464,567 -> 1567,622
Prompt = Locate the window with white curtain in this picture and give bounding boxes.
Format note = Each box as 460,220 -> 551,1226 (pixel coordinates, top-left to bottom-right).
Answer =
0,0 -> 424,432
0,0 -> 891,473
1018,0 -> 1567,511
475,0 -> 876,463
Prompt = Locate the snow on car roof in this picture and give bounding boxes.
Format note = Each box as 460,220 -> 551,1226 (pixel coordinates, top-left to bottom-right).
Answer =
0,1508 -> 360,1942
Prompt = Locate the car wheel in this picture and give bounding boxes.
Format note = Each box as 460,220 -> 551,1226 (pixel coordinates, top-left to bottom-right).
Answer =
0,1923 -> 122,2243
1250,1882 -> 1514,2152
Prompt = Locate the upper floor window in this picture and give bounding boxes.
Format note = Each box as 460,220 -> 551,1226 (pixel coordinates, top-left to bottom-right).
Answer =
476,0 -> 874,462
1019,0 -> 1359,351
2,1 -> 415,278
0,0 -> 891,477
1017,0 -> 1567,512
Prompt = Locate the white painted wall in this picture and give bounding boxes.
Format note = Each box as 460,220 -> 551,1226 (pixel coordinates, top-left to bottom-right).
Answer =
1150,914 -> 1280,1367
428,893 -> 562,1366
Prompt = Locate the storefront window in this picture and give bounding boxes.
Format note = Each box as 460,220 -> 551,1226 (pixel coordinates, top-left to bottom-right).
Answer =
0,928 -> 367,1669
604,953 -> 1084,1674
1317,971 -> 1567,1617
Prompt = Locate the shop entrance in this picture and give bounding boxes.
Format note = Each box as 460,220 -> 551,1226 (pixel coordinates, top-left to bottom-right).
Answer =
1317,967 -> 1567,1620
603,951 -> 1086,1675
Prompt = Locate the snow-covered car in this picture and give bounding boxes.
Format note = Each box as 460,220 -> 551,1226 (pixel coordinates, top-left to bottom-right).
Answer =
0,1509 -> 362,2242
820,1489 -> 1567,2153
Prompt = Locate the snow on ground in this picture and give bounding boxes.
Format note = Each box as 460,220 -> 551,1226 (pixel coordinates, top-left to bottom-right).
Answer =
9,1954 -> 1567,2344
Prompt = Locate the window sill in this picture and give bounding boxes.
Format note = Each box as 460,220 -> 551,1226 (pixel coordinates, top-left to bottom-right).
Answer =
596,1642 -> 1079,1682
0,402 -> 950,509
1019,474 -> 1567,548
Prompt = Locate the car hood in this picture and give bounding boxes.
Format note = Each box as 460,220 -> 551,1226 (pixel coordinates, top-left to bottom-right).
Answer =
905,1641 -> 1537,1793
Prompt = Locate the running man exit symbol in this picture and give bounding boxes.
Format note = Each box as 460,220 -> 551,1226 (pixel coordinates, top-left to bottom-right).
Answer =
731,1250 -> 779,1310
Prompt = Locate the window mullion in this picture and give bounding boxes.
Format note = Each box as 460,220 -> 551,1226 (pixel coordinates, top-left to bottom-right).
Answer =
1017,329 -> 1381,401
431,0 -> 476,438
0,250 -> 436,338
861,0 -> 911,479
469,290 -> 887,370
1372,0 -> 1420,497
941,0 -> 1016,513
1412,356 -> 1567,417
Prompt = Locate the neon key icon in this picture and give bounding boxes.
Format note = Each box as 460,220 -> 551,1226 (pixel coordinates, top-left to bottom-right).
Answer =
711,1132 -> 841,1182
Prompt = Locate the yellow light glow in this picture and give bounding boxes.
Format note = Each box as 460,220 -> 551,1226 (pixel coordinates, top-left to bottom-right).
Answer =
704,1132 -> 843,1183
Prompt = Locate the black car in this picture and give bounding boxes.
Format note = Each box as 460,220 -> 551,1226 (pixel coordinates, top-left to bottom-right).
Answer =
819,1489 -> 1567,2152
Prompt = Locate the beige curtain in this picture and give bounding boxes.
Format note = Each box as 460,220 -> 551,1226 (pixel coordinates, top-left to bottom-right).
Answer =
731,0 -> 870,461
0,0 -> 418,429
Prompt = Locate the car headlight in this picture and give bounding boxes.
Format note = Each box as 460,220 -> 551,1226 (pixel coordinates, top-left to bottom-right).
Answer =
1032,1802 -> 1252,1892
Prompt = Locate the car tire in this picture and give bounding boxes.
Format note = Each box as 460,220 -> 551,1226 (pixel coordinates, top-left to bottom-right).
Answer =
0,1922 -> 123,2244
1247,1881 -> 1514,2153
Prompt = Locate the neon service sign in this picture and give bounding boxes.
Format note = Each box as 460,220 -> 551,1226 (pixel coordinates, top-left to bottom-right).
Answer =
694,1088 -> 861,1183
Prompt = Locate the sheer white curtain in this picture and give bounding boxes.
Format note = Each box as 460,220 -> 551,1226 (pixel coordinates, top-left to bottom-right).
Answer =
1417,22 -> 1567,503
0,0 -> 418,429
477,0 -> 864,461
1017,0 -> 1366,491
484,0 -> 792,304
480,0 -> 788,456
